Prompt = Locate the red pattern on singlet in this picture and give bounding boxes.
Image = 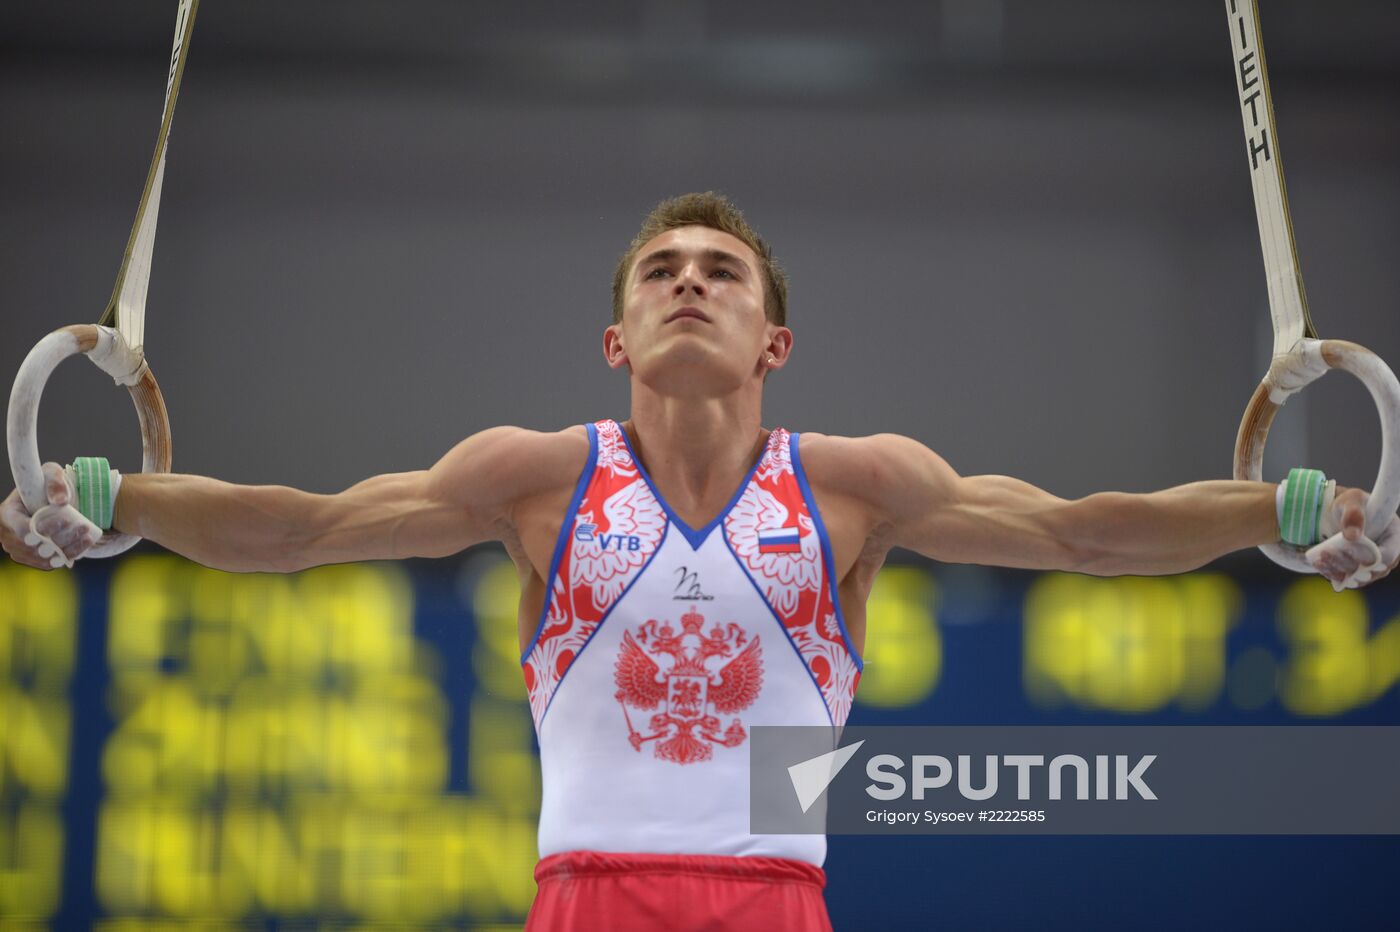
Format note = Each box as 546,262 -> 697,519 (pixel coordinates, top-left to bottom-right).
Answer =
524,421 -> 666,726
723,429 -> 860,726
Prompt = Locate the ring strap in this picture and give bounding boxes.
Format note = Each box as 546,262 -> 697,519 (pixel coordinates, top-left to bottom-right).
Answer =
1278,467 -> 1325,547
72,457 -> 116,530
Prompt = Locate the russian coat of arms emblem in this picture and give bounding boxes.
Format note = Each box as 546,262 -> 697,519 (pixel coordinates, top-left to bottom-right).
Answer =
613,609 -> 763,764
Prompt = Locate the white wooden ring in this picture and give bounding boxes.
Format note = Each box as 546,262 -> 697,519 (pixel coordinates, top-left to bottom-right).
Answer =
1234,338 -> 1400,573
7,324 -> 172,559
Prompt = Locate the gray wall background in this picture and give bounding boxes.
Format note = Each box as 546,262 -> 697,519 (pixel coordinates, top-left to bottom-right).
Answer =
3,0 -> 1397,502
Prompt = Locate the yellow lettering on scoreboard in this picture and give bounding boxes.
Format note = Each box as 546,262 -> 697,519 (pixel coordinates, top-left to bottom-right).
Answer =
0,565 -> 77,922
469,697 -> 541,816
0,803 -> 63,917
96,556 -> 539,923
855,567 -> 941,708
0,566 -> 77,688
1276,577 -> 1400,716
471,558 -> 529,702
0,689 -> 71,799
107,558 -> 415,698
96,795 -> 539,920
1023,573 -> 1241,713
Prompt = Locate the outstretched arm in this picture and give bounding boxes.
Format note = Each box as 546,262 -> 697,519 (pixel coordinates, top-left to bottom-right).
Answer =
854,434 -> 1392,583
2,426 -> 584,574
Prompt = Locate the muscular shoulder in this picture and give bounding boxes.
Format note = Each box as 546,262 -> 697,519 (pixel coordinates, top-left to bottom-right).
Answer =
427,424 -> 590,514
795,432 -> 957,525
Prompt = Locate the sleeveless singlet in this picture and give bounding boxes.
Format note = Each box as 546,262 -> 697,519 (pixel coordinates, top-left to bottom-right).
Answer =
521,420 -> 863,866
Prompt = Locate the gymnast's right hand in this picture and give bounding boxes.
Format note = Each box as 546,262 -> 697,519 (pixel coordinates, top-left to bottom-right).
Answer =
0,462 -> 103,570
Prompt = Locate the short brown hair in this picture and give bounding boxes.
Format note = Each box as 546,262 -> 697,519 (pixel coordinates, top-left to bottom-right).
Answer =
612,192 -> 787,326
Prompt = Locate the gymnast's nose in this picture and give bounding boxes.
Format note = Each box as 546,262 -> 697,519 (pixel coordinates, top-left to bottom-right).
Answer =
673,262 -> 707,297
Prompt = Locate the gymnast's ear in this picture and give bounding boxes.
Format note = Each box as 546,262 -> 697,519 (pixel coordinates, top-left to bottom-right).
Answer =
763,326 -> 793,369
603,324 -> 629,371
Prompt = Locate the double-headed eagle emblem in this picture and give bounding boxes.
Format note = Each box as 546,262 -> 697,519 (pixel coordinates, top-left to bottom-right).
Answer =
614,609 -> 763,765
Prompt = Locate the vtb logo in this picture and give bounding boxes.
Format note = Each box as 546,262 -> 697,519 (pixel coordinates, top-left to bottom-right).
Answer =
575,522 -> 643,552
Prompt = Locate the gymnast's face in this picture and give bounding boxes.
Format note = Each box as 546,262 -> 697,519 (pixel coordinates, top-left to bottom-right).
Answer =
605,225 -> 788,396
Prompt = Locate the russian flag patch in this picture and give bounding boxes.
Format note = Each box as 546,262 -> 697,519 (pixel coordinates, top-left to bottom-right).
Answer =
758,525 -> 802,554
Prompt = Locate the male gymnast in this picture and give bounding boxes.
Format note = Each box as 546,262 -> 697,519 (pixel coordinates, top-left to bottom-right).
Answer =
4,192 -> 1398,931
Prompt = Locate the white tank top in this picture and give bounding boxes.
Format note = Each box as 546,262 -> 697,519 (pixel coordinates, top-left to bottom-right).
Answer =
522,420 -> 863,866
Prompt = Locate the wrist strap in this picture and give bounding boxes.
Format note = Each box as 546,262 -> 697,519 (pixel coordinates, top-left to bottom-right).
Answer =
1278,467 -> 1327,547
71,457 -> 116,530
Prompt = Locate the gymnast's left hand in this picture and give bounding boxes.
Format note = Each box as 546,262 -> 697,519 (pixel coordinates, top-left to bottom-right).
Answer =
1306,487 -> 1399,591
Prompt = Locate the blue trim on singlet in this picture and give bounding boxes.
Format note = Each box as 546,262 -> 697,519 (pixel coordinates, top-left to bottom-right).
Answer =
718,522 -> 836,729
521,422 -> 600,665
614,420 -> 766,551
537,521 -> 672,729
791,433 -> 864,671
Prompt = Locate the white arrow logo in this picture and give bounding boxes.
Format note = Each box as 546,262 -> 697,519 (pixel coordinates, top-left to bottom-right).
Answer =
787,740 -> 866,813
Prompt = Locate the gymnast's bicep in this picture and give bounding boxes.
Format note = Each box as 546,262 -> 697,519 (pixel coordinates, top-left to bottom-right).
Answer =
869,435 -> 1076,570
317,426 -> 587,562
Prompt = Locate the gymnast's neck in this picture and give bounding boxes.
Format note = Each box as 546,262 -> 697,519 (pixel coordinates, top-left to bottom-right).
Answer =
622,377 -> 770,518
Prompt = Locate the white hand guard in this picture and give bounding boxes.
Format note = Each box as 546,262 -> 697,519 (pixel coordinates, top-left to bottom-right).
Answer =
21,463 -> 103,569
1307,492 -> 1397,591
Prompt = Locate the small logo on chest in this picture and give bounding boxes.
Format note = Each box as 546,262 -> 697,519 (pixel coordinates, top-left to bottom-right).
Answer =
672,565 -> 715,601
574,522 -> 642,552
613,609 -> 763,765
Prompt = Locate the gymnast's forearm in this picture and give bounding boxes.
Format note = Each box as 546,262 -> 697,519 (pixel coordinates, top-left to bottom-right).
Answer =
1055,480 -> 1278,576
113,472 -> 443,573
111,473 -> 332,572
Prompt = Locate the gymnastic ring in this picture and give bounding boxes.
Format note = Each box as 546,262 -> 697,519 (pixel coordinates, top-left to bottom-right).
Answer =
1234,338 -> 1400,573
7,324 -> 172,559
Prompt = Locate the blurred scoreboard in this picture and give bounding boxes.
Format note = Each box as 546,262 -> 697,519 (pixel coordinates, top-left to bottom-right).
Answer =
1,552 -> 1398,928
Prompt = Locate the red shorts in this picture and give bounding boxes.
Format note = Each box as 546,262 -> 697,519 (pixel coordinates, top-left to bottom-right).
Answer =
526,850 -> 833,932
